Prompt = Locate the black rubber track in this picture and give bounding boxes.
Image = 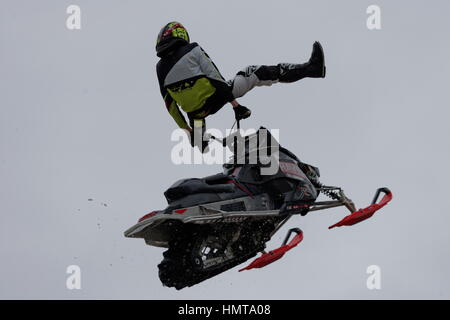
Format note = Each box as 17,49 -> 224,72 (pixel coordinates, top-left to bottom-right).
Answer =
158,223 -> 268,290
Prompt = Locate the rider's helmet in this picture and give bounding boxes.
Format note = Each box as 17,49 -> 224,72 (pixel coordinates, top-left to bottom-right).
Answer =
156,22 -> 190,58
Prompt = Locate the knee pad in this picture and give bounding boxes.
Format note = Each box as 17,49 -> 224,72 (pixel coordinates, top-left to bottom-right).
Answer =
236,65 -> 259,78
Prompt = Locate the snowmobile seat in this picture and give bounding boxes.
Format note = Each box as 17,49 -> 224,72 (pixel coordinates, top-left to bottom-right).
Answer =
164,178 -> 235,202
203,173 -> 230,184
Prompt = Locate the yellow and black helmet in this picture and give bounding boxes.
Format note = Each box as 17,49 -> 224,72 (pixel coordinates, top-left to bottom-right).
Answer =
156,22 -> 190,57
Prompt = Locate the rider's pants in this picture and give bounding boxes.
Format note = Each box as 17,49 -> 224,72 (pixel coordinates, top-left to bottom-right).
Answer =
229,65 -> 280,99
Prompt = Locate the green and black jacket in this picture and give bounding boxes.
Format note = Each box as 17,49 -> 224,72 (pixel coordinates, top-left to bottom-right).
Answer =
156,42 -> 234,129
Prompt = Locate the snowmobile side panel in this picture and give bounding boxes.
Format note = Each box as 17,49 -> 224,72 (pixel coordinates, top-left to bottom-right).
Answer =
125,206 -> 284,238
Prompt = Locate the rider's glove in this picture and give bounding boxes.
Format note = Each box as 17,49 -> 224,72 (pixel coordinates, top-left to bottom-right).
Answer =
233,105 -> 252,121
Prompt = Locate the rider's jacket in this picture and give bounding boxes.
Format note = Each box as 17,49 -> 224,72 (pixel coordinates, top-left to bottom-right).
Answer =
157,42 -> 234,129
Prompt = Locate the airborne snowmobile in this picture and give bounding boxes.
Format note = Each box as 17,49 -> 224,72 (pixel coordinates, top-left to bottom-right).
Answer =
124,122 -> 392,290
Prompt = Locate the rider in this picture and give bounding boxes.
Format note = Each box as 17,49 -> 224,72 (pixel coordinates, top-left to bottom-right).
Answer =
156,21 -> 326,151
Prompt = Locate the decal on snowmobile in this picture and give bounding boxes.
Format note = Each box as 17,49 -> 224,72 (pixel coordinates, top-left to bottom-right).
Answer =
279,161 -> 308,180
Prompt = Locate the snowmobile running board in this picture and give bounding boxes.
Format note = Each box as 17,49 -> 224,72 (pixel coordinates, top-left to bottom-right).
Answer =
239,188 -> 392,272
125,188 -> 392,238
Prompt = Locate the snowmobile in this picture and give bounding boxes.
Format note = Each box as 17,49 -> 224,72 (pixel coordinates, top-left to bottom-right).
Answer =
124,122 -> 392,290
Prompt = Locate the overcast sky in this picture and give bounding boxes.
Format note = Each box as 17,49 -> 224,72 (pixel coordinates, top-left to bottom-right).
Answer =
1,0 -> 450,299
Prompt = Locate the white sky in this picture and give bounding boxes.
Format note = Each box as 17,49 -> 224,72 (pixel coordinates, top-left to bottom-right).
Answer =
1,0 -> 450,299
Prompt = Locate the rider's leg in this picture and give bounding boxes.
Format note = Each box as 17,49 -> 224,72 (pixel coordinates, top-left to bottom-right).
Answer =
229,65 -> 278,99
230,42 -> 326,98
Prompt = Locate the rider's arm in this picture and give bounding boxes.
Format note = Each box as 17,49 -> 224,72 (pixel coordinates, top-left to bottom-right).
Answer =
164,94 -> 191,131
157,60 -> 191,132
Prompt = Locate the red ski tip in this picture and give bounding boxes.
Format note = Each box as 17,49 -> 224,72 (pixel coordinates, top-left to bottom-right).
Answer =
239,229 -> 303,272
329,188 -> 392,229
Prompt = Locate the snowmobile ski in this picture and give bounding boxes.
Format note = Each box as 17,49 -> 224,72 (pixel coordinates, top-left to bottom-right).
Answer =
239,228 -> 303,271
329,188 -> 392,229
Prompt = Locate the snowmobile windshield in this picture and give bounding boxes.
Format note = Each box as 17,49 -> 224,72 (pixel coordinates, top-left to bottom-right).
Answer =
223,127 -> 300,173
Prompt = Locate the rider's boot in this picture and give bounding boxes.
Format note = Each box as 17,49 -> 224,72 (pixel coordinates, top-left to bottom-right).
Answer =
278,41 -> 326,83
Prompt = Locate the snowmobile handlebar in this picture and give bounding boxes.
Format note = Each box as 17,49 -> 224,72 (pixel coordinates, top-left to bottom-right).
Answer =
205,120 -> 243,147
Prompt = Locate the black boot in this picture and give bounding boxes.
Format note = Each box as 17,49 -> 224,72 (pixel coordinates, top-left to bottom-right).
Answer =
278,41 -> 326,83
308,41 -> 326,78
